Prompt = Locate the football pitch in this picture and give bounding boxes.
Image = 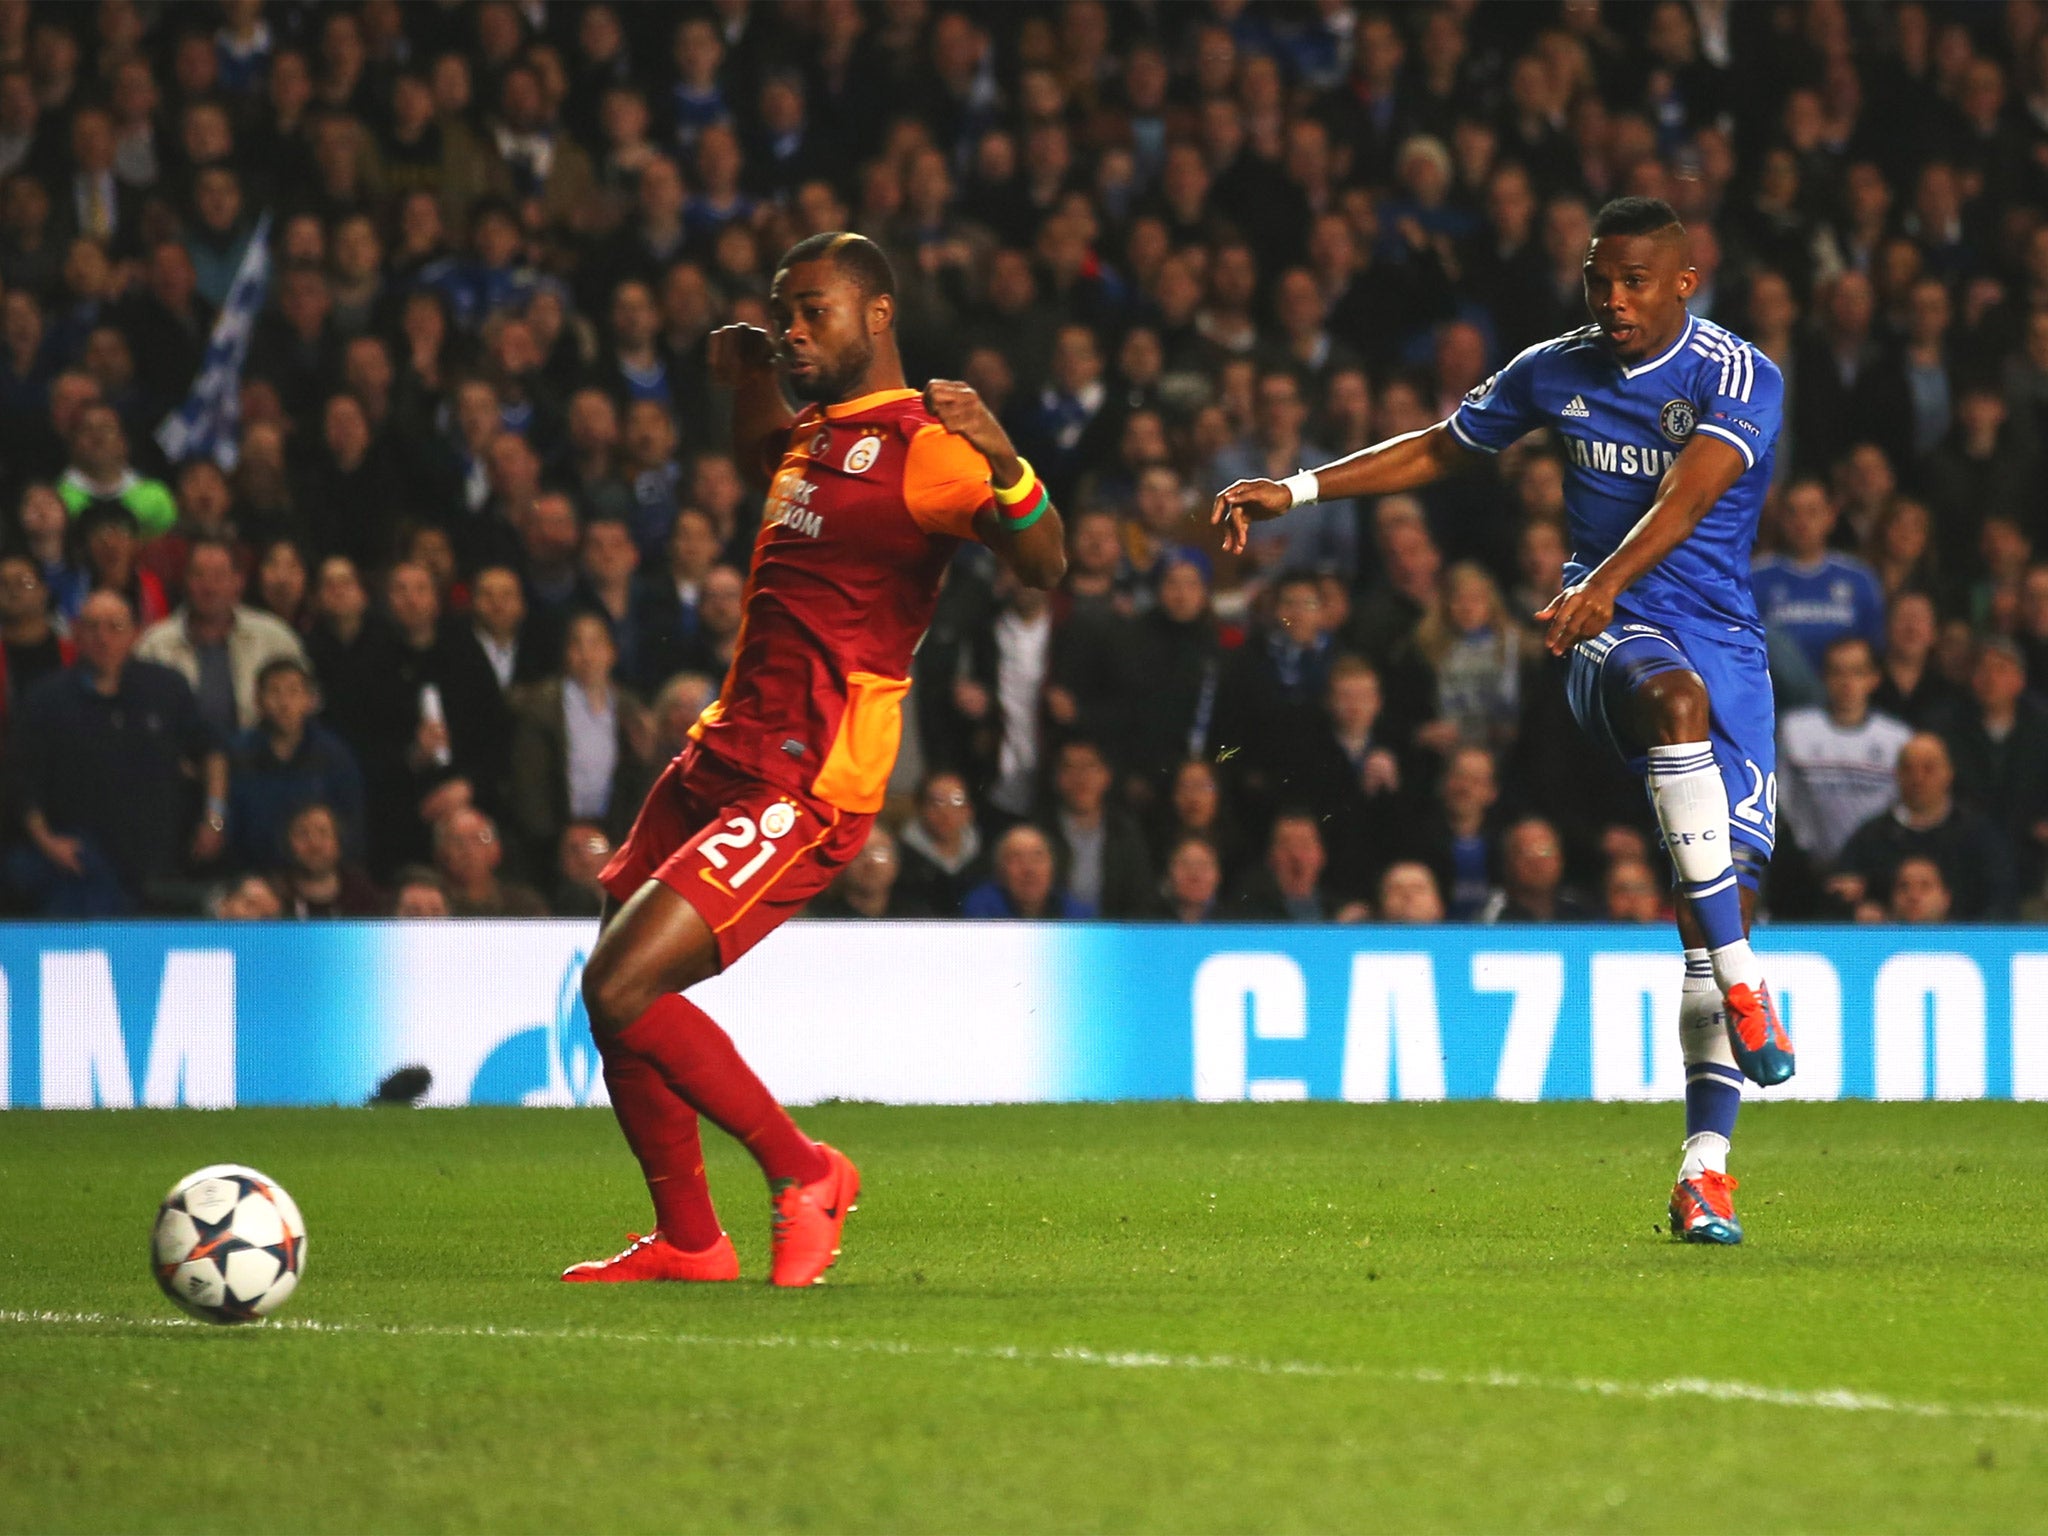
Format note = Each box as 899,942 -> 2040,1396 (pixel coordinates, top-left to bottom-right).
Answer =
2,1102 -> 2044,1533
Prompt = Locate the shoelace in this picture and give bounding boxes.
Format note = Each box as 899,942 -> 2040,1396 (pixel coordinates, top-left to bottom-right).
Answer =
609,1232 -> 661,1261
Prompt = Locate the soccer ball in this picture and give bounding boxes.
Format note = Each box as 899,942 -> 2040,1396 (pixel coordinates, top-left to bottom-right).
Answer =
151,1165 -> 307,1324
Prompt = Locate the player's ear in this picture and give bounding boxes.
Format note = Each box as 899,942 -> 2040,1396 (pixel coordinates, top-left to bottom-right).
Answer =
868,292 -> 894,336
1675,264 -> 1699,302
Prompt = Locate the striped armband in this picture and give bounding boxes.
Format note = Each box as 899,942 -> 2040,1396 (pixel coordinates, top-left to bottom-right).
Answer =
1000,485 -> 1051,532
991,457 -> 1041,507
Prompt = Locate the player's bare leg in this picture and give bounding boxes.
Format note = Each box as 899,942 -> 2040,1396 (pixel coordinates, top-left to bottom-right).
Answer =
581,881 -> 859,1287
562,895 -> 740,1282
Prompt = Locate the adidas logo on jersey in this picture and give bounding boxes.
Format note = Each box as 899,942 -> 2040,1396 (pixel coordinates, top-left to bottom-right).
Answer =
1561,395 -> 1591,418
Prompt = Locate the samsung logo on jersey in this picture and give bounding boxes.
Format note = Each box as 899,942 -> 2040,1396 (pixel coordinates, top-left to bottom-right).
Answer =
1563,437 -> 1681,477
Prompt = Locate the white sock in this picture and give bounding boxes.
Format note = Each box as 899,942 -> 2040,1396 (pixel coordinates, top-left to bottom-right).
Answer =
1678,951 -> 1738,1071
1680,1132 -> 1729,1178
1678,948 -> 1739,1181
1645,742 -> 1761,995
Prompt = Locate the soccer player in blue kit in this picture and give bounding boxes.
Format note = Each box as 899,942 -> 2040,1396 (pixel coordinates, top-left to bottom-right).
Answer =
1214,197 -> 1795,1245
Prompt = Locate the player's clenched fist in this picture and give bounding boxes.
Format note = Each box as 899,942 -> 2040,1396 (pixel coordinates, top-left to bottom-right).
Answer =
1210,478 -> 1293,555
708,323 -> 776,387
922,379 -> 1013,460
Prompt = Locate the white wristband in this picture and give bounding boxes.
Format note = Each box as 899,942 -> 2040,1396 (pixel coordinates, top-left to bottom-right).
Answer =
1280,470 -> 1320,508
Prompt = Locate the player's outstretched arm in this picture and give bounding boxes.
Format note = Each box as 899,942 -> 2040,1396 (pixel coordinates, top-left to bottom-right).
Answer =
709,323 -> 795,492
925,379 -> 1067,589
1209,421 -> 1476,554
1536,434 -> 1748,657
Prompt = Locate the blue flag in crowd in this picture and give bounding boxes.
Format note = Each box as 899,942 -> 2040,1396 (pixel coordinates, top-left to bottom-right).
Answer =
155,212 -> 272,470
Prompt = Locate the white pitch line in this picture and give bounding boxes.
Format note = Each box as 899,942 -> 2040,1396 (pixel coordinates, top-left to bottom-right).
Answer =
5,1308 -> 2044,1426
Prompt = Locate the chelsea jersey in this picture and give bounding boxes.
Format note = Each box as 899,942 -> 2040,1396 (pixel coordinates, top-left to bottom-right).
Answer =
1449,314 -> 1782,648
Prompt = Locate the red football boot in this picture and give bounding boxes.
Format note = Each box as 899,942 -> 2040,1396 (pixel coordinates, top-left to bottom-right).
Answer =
561,1231 -> 740,1282
769,1143 -> 861,1288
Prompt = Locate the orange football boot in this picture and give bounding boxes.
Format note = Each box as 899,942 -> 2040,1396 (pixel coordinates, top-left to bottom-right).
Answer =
1725,981 -> 1795,1086
561,1231 -> 741,1282
1669,1170 -> 1743,1245
769,1143 -> 861,1288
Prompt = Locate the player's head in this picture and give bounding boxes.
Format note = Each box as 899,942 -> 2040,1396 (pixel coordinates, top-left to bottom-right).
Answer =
1583,196 -> 1695,362
770,231 -> 897,403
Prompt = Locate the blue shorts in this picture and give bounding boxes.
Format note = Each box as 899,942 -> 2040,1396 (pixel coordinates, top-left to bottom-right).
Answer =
1565,618 -> 1777,886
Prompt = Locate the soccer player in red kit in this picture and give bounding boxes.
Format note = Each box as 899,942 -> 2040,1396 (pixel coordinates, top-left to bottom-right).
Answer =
563,232 -> 1066,1287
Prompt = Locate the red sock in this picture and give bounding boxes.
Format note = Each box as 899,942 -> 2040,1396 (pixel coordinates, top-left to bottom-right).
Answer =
598,1041 -> 725,1251
616,994 -> 829,1187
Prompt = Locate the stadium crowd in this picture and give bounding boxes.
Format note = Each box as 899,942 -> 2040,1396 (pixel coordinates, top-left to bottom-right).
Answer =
2,0 -> 2046,926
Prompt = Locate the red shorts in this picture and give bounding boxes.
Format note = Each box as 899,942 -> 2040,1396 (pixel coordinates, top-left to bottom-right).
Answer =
599,745 -> 871,969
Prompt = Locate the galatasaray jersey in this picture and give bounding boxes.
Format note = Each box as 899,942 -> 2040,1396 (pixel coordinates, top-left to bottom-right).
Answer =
1449,313 -> 1783,648
690,387 -> 994,812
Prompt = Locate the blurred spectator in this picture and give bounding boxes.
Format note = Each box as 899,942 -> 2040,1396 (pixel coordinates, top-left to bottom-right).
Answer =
1478,817 -> 1591,924
1882,854 -> 1954,924
57,403 -> 175,540
1865,497 -> 1942,618
1920,382 -> 2036,579
552,821 -> 611,918
1295,654 -> 1408,901
1152,833 -> 1223,924
271,801 -> 381,918
55,501 -> 168,631
808,825 -> 927,919
1044,737 -> 1152,918
1377,860 -> 1446,924
1940,638 -> 2048,892
226,657 -> 367,873
2022,565 -> 2048,696
1410,562 -> 1527,756
252,538 -> 312,633
1751,479 -> 1886,675
9,591 -> 223,915
505,610 -> 656,878
390,865 -> 453,918
211,871 -> 283,920
896,768 -> 987,917
1409,744 -> 1503,921
433,805 -> 547,918
1602,858 -> 1665,924
1778,637 -> 1914,870
1211,370 -> 1358,579
134,537 -> 309,737
650,670 -> 715,759
1835,734 -> 2015,920
964,822 -> 1094,919
1232,810 -> 1362,923
467,564 -> 539,690
1151,757 -> 1247,890
1121,551 -> 1219,787
1215,571 -> 1334,824
1872,590 -> 1963,730
370,560 -> 512,872
0,552 -> 70,741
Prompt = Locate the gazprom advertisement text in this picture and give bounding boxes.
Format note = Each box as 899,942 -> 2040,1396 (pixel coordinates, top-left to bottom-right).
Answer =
3,922 -> 2043,1109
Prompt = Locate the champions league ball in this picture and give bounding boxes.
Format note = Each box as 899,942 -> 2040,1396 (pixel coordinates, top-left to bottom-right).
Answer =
151,1165 -> 307,1324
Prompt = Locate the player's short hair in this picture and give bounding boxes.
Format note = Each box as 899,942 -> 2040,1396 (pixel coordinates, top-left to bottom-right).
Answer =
777,231 -> 895,301
1591,196 -> 1683,239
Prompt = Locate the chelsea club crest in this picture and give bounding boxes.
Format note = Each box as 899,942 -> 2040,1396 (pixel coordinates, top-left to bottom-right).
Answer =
1659,399 -> 1696,443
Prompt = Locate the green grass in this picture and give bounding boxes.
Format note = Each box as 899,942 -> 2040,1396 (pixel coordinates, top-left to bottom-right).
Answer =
2,1102 -> 2046,1533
